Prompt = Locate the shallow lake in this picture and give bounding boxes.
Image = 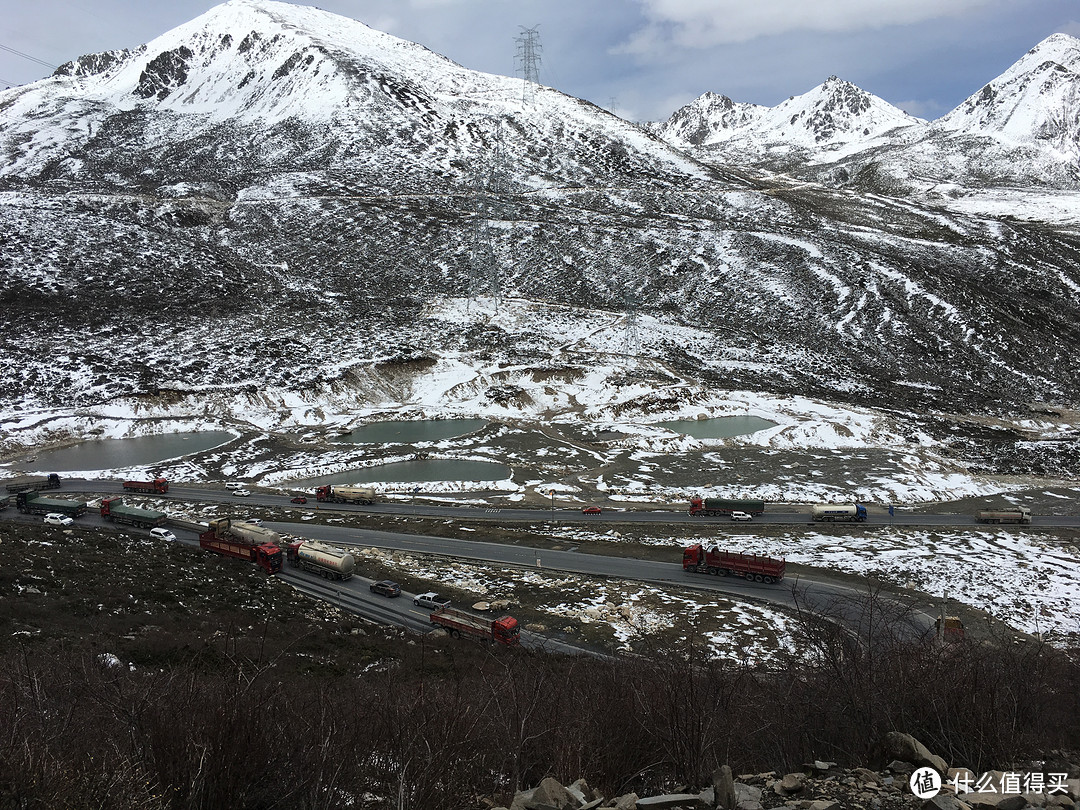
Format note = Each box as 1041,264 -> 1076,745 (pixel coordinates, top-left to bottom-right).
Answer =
26,431 -> 236,471
335,419 -> 488,444
658,415 -> 778,439
290,458 -> 510,487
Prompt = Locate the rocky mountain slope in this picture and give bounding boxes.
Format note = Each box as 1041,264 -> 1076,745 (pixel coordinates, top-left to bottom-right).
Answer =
1,0 -> 1078,449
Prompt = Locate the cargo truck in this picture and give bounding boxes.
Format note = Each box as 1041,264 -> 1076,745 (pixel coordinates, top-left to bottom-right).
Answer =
315,484 -> 377,505
286,540 -> 355,580
122,478 -> 169,495
99,496 -> 168,528
5,473 -> 62,494
689,497 -> 766,517
811,503 -> 868,522
16,489 -> 87,517
198,518 -> 283,574
975,507 -> 1032,525
429,606 -> 521,645
682,543 -> 785,584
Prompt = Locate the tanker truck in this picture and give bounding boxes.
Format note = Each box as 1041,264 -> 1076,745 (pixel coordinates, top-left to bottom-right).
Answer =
682,543 -> 785,584
16,489 -> 87,517
811,503 -> 868,522
286,540 -> 355,580
198,518 -> 283,574
314,485 -> 377,505
975,506 -> 1032,525
100,496 -> 168,529
689,497 -> 765,517
429,606 -> 521,645
122,477 -> 169,495
5,473 -> 62,494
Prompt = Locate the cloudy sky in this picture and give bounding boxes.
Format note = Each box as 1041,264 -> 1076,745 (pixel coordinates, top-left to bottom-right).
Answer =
3,0 -> 1079,121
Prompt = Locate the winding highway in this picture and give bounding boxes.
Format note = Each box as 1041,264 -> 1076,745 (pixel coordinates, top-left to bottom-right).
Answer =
1,476 -> 990,647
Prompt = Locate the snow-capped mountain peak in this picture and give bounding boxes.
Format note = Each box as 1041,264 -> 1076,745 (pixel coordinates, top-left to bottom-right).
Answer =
936,32 -> 1080,154
761,75 -> 924,147
656,75 -> 923,162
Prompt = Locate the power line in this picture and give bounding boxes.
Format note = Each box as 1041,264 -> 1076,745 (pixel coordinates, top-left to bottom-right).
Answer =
0,43 -> 58,70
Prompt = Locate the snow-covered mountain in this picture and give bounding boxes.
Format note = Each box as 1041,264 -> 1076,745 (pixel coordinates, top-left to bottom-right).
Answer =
656,77 -> 924,163
0,0 -> 1078,474
0,0 -> 710,195
658,34 -> 1080,192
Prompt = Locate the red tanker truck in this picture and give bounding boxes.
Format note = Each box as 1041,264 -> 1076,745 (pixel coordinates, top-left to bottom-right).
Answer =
682,543 -> 785,584
198,518 -> 283,574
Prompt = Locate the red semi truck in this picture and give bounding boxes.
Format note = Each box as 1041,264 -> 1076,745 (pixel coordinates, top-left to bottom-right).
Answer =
683,543 -> 785,584
198,518 -> 283,574
122,477 -> 169,495
429,606 -> 520,645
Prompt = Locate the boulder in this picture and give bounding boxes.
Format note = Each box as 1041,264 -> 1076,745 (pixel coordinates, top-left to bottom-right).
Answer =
526,777 -> 578,810
635,794 -> 708,809
883,732 -> 948,773
854,767 -> 882,785
611,793 -> 639,810
777,773 -> 806,794
923,796 -> 973,810
712,765 -> 736,809
734,783 -> 762,809
963,793 -> 1027,810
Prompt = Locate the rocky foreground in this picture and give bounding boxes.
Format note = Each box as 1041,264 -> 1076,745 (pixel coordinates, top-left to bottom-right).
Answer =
489,734 -> 1080,810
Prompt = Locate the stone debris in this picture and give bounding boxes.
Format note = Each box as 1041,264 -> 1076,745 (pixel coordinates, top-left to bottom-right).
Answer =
488,737 -> 1078,810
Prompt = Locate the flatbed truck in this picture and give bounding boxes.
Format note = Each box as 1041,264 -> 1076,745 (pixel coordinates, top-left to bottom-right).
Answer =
682,543 -> 785,584
16,489 -> 87,517
429,606 -> 520,645
100,496 -> 168,528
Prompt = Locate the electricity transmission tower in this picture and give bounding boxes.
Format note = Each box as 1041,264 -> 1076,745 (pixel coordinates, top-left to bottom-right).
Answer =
515,25 -> 542,106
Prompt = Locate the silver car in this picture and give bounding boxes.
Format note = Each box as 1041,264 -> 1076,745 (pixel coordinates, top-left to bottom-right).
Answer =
413,592 -> 451,609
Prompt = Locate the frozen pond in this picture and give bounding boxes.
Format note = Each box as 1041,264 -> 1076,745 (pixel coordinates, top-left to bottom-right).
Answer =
336,419 -> 488,444
25,431 -> 235,471
290,458 -> 510,487
658,415 -> 778,439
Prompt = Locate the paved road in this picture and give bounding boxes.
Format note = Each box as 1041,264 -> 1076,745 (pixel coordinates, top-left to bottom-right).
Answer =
265,520 -> 941,642
52,478 -> 1080,529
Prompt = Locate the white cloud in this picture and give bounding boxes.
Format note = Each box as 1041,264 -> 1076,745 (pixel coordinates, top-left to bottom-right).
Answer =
619,0 -> 997,55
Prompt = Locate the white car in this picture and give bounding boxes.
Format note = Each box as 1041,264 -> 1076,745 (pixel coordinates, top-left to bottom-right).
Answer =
44,513 -> 73,526
413,592 -> 451,609
225,482 -> 244,490
232,489 -> 251,497
245,518 -> 263,526
730,511 -> 753,522
149,527 -> 177,541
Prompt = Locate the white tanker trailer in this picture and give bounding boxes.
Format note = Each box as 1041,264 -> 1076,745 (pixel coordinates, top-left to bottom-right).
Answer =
286,540 -> 356,580
314,484 -> 377,505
